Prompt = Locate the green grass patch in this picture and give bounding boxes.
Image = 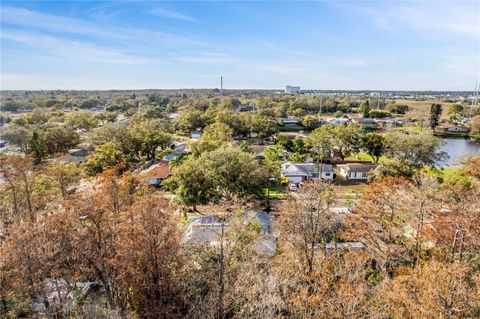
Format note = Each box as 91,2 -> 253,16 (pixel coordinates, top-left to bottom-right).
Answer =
345,152 -> 391,164
422,166 -> 463,181
263,185 -> 288,200
278,125 -> 305,132
333,184 -> 368,199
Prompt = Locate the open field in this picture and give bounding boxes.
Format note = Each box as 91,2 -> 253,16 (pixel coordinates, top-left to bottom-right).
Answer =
394,99 -> 451,119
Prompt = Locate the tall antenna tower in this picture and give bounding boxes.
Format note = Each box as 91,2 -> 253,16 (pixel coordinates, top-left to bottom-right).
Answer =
472,81 -> 479,108
220,76 -> 223,96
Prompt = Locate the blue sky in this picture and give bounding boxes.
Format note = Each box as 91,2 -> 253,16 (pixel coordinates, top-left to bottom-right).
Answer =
0,1 -> 478,90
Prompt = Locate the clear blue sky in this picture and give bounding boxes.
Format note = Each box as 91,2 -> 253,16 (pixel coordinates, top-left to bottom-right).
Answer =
1,1 -> 478,90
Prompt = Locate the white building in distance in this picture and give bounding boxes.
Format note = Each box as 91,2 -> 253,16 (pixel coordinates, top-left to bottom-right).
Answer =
285,85 -> 301,94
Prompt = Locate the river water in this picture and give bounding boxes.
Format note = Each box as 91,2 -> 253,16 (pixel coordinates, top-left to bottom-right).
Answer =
440,138 -> 480,167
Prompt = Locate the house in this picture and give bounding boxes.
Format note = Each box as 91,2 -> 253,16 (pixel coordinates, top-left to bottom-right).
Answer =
173,141 -> 187,152
329,206 -> 352,215
190,130 -> 203,140
317,118 -> 327,125
393,119 -> 404,126
116,118 -> 130,126
183,212 -> 275,254
280,118 -> 300,126
167,113 -> 180,122
435,124 -> 470,133
336,163 -> 379,180
183,215 -> 224,246
329,118 -> 349,126
143,161 -> 171,186
352,117 -> 376,128
281,161 -> 334,184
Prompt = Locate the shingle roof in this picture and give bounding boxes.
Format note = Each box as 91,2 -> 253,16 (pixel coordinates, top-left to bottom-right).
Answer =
281,162 -> 334,177
337,163 -> 378,173
145,161 -> 171,179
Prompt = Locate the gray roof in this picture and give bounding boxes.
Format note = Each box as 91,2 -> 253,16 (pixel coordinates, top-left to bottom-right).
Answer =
183,212 -> 274,247
353,118 -> 376,125
337,163 -> 378,173
183,215 -> 224,246
281,162 -> 334,177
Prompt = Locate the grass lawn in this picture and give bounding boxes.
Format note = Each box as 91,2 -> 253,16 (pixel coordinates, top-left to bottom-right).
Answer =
278,125 -> 305,132
333,183 -> 368,205
345,152 -> 390,164
393,125 -> 428,134
422,166 -> 464,182
264,185 -> 288,200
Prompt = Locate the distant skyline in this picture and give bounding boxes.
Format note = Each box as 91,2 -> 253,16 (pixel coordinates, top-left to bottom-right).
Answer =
1,1 -> 479,91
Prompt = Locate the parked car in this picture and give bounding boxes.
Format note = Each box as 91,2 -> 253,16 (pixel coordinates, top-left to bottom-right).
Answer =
289,183 -> 298,191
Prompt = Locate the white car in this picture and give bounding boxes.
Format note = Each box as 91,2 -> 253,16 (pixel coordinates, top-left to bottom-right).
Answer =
289,183 -> 298,191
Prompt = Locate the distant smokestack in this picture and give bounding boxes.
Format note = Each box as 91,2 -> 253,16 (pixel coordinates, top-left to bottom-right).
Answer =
221,76 -> 223,96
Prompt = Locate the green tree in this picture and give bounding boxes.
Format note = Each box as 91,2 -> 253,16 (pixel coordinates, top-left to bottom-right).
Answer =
306,126 -> 334,175
42,126 -> 80,154
333,123 -> 362,160
238,141 -> 253,153
383,133 -> 447,177
430,103 -> 442,129
289,152 -> 307,163
28,131 -> 46,164
301,115 -> 318,130
448,104 -> 463,119
263,146 -> 283,179
66,111 -> 99,130
1,125 -> 31,152
360,133 -> 385,163
241,113 -> 277,139
214,110 -> 247,137
44,161 -> 82,198
202,147 -> 268,201
361,100 -> 371,118
275,135 -> 293,152
223,97 -> 241,109
190,122 -> 233,156
131,119 -> 172,160
94,112 -> 117,125
173,108 -> 205,133
83,142 -> 128,176
89,124 -> 134,154
293,136 -> 306,154
167,158 -> 214,211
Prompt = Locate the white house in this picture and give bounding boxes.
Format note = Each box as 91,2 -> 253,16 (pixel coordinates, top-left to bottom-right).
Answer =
336,163 -> 379,180
281,161 -> 334,184
328,118 -> 349,126
330,206 -> 352,215
435,124 -> 470,133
